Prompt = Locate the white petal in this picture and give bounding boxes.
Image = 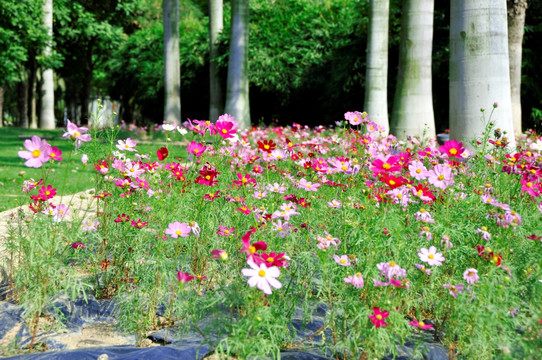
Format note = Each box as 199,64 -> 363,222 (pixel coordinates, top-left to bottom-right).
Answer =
242,269 -> 256,277
266,266 -> 281,278
267,277 -> 282,290
247,276 -> 259,287
257,278 -> 272,295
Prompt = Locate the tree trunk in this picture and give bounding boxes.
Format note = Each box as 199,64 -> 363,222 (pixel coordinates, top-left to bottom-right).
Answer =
450,0 -> 516,148
18,76 -> 29,128
0,86 -> 4,127
80,39 -> 95,125
225,0 -> 251,130
364,0 -> 390,134
391,0 -> 435,140
209,0 -> 224,122
40,0 -> 55,130
163,0 -> 181,126
507,0 -> 528,135
29,53 -> 38,129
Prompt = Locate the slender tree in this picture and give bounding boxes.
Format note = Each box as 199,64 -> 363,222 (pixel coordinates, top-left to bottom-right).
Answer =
391,0 -> 435,140
450,0 -> 516,148
40,0 -> 55,129
225,0 -> 250,130
209,0 -> 224,122
508,0 -> 528,135
364,0 -> 390,134
163,0 -> 181,126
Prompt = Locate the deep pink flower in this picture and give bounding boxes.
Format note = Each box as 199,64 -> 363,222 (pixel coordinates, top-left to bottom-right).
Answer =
38,185 -> 56,201
49,146 -> 63,162
233,173 -> 257,187
409,319 -> 434,330
157,147 -> 169,161
211,249 -> 228,261
439,140 -> 465,158
371,156 -> 402,175
256,252 -> 288,268
215,120 -> 237,139
368,307 -> 389,328
18,136 -> 51,168
217,225 -> 235,236
177,271 -> 194,283
203,191 -> 221,201
187,141 -> 207,157
237,204 -> 252,215
131,219 -> 148,229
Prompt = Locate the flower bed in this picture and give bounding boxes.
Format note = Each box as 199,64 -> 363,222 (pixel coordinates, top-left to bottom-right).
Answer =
2,111 -> 541,359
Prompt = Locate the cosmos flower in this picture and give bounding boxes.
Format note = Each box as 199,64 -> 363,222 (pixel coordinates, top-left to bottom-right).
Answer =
241,260 -> 282,295
418,246 -> 445,266
18,136 -> 51,168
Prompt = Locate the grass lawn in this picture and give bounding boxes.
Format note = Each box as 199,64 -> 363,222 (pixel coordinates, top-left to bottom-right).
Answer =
0,126 -> 188,212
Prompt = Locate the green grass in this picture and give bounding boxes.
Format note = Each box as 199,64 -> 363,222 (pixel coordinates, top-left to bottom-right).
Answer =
0,127 -> 188,212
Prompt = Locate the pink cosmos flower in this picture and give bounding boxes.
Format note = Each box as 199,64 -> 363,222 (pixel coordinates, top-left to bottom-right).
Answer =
215,120 -> 237,139
344,272 -> 364,289
409,319 -> 434,330
415,208 -> 435,223
38,185 -> 56,201
241,260 -> 282,295
328,199 -> 341,208
217,225 -> 235,236
18,136 -> 51,168
256,252 -> 288,268
344,111 -> 365,126
177,271 -> 195,283
316,232 -> 341,250
415,264 -> 431,275
408,160 -> 428,180
334,254 -> 352,266
165,222 -> 191,238
443,283 -> 464,298
418,246 -> 445,266
49,146 -> 63,162
233,173 -> 257,187
237,204 -> 252,215
241,229 -> 267,261
439,140 -> 465,158
211,249 -> 228,261
81,220 -> 100,232
475,227 -> 491,241
298,178 -> 320,192
131,219 -> 148,229
371,156 -> 402,175
52,204 -> 70,221
187,141 -> 207,157
116,138 -> 137,152
463,268 -> 479,284
368,307 -> 389,328
426,164 -> 454,190
63,120 -> 91,149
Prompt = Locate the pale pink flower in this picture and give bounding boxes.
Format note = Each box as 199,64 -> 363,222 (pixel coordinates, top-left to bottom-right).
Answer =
63,120 -> 91,149
298,178 -> 320,192
344,111 -> 365,126
475,227 -> 491,241
165,222 -> 191,238
463,268 -> 479,284
328,199 -> 341,208
241,260 -> 282,295
334,254 -> 351,266
344,272 -> 364,289
408,160 -> 428,180
18,136 -> 51,168
443,283 -> 464,298
426,164 -> 454,189
418,246 -> 445,266
415,208 -> 435,223
116,138 -> 137,152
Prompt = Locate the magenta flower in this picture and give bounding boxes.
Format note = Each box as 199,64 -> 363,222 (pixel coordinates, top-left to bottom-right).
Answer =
463,268 -> 480,284
344,272 -> 364,289
233,173 -> 257,187
439,140 -> 465,158
368,307 -> 389,328
18,136 -> 51,168
334,254 -> 352,266
241,260 -> 282,295
418,246 -> 445,266
370,156 -> 402,175
49,146 -> 63,162
215,120 -> 237,139
217,225 -> 235,236
177,271 -> 195,284
165,222 -> 191,238
131,219 -> 148,229
63,120 -> 91,149
211,249 -> 228,261
187,141 -> 207,157
409,319 -> 434,330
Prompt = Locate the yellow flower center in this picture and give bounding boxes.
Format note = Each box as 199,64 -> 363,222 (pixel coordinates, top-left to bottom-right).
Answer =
45,191 -> 50,196
389,261 -> 396,267
205,175 -> 211,180
389,180 -> 396,186
222,129 -> 228,134
50,153 -> 56,158
125,144 -> 130,148
249,245 -> 256,254
418,321 -> 425,327
438,175 -> 444,180
267,257 -> 274,263
32,149 -> 41,158
242,178 -> 248,183
258,270 -> 266,277
194,149 -> 199,153
73,131 -> 80,138
264,145 -> 269,149
356,272 -> 361,277
376,314 -> 382,320
340,259 -> 346,264
224,229 -> 229,234
428,254 -> 434,259
382,163 -> 391,170
526,182 -> 533,188
176,230 -> 181,235
416,168 -> 421,173
449,148 -> 457,155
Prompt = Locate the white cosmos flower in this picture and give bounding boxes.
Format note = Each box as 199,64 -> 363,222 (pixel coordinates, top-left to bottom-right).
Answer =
241,260 -> 282,295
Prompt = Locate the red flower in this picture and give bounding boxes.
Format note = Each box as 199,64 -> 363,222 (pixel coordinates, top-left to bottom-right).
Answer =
101,259 -> 111,270
157,147 -> 169,161
368,307 -> 389,328
114,214 -> 131,223
177,271 -> 194,283
256,252 -> 288,267
257,139 -> 277,153
203,191 -> 221,201
131,219 -> 148,229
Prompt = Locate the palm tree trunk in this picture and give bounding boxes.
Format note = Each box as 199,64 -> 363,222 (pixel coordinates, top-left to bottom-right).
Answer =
40,0 -> 56,129
391,0 -> 435,140
163,0 -> 181,126
364,0 -> 390,134
225,0 -> 251,130
507,0 -> 528,135
450,0 -> 516,148
209,0 -> 224,122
